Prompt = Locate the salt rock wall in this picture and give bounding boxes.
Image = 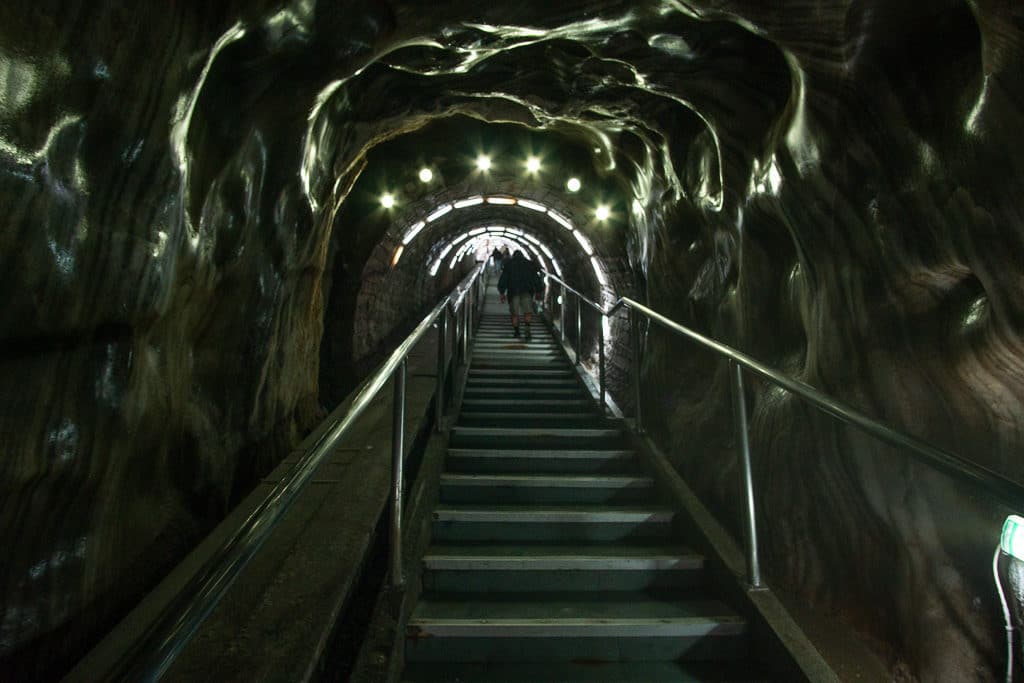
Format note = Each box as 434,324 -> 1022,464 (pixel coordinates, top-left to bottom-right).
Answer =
639,2 -> 1024,680
0,0 -> 1022,680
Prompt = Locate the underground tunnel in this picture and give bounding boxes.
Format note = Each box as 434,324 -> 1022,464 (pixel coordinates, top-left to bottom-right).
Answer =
2,1 -> 1024,680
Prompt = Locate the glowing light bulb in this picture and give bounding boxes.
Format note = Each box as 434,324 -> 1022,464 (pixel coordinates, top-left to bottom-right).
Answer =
476,155 -> 492,172
418,168 -> 433,183
525,156 -> 541,174
595,205 -> 611,221
566,177 -> 581,193
380,193 -> 396,209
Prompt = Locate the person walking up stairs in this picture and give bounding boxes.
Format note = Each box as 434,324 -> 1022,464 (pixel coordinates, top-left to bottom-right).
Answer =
497,250 -> 543,341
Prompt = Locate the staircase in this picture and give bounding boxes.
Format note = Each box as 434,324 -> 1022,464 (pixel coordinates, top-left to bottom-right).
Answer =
401,284 -> 765,682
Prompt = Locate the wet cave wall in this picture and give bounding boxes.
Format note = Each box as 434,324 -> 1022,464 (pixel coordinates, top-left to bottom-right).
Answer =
1,0 -> 1023,680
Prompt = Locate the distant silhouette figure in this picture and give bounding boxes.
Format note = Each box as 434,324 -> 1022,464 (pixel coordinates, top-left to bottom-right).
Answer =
497,251 -> 543,340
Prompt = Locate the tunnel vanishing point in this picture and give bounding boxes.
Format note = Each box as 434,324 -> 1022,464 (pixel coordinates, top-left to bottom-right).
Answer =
2,1 -> 1024,680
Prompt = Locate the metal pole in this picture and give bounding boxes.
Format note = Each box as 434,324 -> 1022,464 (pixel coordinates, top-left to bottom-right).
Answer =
574,294 -> 582,366
390,359 -> 407,588
631,309 -> 643,433
461,295 -> 469,363
435,308 -> 447,432
467,286 -> 475,343
598,312 -> 606,409
453,302 -> 461,366
458,305 -> 466,366
559,284 -> 566,341
730,360 -> 762,589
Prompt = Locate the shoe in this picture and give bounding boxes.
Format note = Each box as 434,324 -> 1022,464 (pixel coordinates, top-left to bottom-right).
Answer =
524,326 -> 532,341
513,326 -> 520,338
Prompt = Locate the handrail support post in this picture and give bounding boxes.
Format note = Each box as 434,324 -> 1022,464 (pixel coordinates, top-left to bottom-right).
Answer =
435,308 -> 447,432
598,313 -> 606,410
631,309 -> 643,433
461,293 -> 470,363
560,284 -> 567,341
390,359 -> 407,588
730,360 -> 762,589
467,286 -> 475,343
574,294 -> 582,366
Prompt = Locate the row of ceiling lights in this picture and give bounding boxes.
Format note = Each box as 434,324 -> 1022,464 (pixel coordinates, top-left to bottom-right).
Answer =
379,154 -> 602,216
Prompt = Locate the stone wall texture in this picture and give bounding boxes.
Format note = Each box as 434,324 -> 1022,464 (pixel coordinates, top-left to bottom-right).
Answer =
1,1 -> 1022,679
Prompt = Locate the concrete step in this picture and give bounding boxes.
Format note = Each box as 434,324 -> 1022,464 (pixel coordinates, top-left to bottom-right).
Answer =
464,377 -> 579,388
473,350 -> 560,357
468,356 -> 565,366
431,504 -> 674,542
472,337 -> 557,343
469,368 -> 573,378
476,329 -> 555,335
474,340 -> 558,347
439,472 -> 656,504
422,543 -> 704,591
456,413 -> 607,429
402,661 -> 770,682
461,387 -> 588,401
475,336 -> 557,342
473,348 -> 560,357
466,362 -> 573,374
475,329 -> 554,336
446,448 -> 639,474
474,336 -> 557,343
450,426 -> 623,450
460,399 -> 594,414
405,592 -> 747,662
474,335 -> 555,341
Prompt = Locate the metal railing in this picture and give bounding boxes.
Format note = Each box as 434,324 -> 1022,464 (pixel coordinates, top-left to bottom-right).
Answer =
123,265 -> 486,681
545,272 -> 1024,589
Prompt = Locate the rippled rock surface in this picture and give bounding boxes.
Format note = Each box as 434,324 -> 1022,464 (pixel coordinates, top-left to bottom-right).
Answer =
1,0 -> 1022,678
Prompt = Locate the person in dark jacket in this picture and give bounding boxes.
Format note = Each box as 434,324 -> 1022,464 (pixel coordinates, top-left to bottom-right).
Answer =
497,250 -> 543,340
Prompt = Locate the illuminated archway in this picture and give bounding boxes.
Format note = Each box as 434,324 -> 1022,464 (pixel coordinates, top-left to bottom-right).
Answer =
424,223 -> 562,277
391,193 -> 609,294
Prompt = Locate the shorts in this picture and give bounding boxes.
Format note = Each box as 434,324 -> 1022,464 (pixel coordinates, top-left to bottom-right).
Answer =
509,293 -> 533,316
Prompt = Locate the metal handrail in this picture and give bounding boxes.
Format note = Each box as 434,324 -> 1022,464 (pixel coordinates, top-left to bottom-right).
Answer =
124,265 -> 486,681
544,271 -> 1024,586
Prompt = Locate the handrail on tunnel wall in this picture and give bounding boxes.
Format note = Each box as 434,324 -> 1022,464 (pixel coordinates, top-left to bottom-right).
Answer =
123,265 -> 487,681
543,271 -> 1024,590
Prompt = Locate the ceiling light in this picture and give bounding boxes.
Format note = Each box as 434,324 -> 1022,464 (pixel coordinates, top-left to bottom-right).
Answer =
418,168 -> 433,183
475,154 -> 492,172
426,204 -> 453,222
402,220 -> 426,245
595,205 -> 611,221
380,193 -> 396,209
591,255 -> 610,288
525,156 -> 542,174
566,177 -> 581,193
518,199 -> 547,212
574,229 -> 595,255
547,209 -> 574,230
454,196 -> 484,209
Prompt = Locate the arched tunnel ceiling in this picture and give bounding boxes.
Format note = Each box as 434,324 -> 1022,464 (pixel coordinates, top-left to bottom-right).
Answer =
332,118 -> 628,275
298,3 -> 794,252
3,0 -> 1024,680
